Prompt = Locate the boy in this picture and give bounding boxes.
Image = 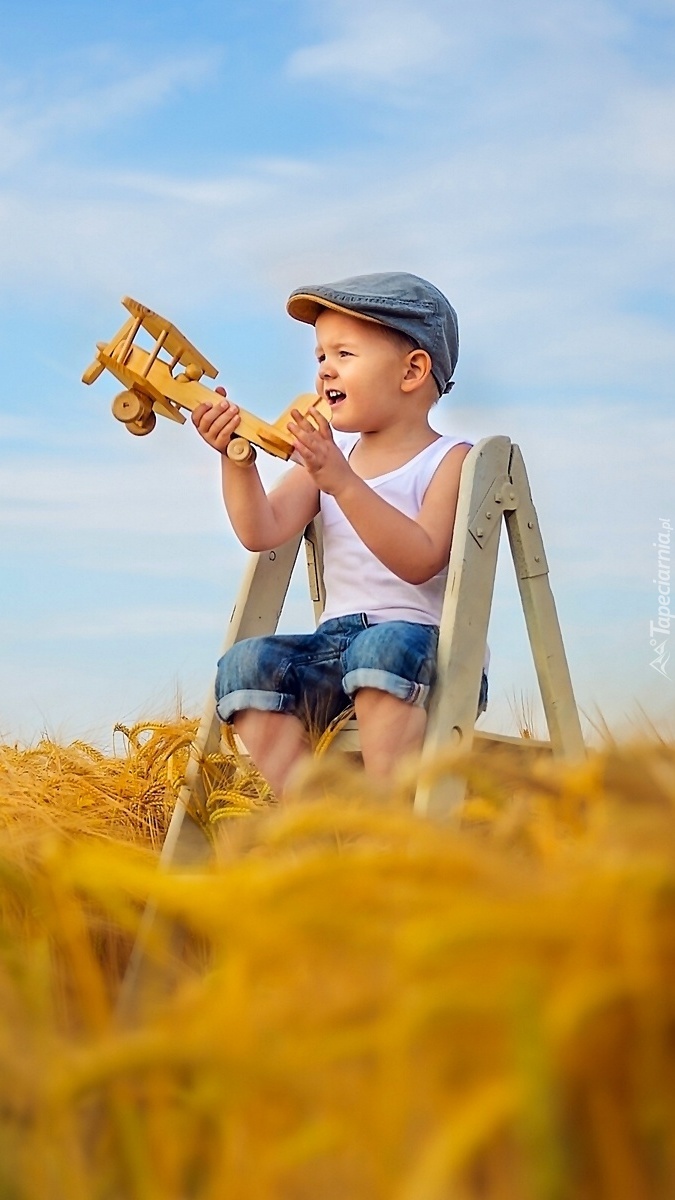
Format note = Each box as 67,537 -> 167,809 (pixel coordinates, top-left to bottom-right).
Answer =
192,272 -> 488,797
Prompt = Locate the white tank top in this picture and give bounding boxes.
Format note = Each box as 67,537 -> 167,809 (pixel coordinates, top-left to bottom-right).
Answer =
320,432 -> 490,672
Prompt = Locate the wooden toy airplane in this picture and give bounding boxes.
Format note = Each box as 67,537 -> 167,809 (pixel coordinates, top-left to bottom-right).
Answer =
82,297 -> 330,465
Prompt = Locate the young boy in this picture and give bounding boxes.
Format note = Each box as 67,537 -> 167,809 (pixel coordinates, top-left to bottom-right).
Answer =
192,272 -> 488,797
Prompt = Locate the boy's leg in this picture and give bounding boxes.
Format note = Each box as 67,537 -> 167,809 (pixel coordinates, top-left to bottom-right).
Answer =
343,620 -> 437,781
354,688 -> 427,781
233,709 -> 311,799
216,621 -> 358,799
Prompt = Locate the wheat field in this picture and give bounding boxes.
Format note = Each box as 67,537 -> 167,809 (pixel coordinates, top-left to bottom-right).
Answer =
0,719 -> 674,1199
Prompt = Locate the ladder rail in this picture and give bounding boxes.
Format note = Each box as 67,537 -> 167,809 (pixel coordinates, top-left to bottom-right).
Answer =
161,535 -> 306,865
504,445 -> 585,760
414,436 -> 511,819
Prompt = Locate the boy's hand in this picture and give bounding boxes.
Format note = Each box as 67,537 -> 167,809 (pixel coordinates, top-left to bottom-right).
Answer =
192,387 -> 241,454
287,407 -> 353,495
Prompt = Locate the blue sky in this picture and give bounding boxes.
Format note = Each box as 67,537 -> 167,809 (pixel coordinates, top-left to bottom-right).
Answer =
1,0 -> 674,748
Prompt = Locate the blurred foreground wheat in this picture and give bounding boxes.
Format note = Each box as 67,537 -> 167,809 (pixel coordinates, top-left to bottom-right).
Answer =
1,721 -> 675,1199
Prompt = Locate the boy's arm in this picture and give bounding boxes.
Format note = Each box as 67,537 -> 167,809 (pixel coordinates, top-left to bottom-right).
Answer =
193,395 -> 319,550
288,409 -> 471,583
334,445 -> 471,583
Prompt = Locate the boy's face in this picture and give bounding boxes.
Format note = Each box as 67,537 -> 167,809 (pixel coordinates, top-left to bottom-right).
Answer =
313,309 -> 416,433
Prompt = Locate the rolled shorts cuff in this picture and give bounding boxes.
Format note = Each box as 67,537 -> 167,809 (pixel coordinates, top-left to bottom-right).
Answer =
342,667 -> 430,708
215,688 -> 293,725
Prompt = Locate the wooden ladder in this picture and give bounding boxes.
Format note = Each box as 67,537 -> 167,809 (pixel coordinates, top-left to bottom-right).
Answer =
159,434 -> 585,864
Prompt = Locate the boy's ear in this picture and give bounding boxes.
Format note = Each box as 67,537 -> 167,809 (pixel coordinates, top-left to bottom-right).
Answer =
401,348 -> 433,392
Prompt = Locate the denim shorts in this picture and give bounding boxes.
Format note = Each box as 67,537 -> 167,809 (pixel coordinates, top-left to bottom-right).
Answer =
215,613 -> 488,732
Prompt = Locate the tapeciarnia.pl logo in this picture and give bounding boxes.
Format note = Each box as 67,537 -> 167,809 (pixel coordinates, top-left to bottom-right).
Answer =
650,517 -> 672,679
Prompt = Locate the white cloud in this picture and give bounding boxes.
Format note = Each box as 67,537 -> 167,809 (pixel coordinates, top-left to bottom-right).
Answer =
0,49 -> 221,171
0,606 -> 227,642
287,0 -> 632,94
0,53 -> 672,393
0,446 -> 224,535
287,0 -> 452,84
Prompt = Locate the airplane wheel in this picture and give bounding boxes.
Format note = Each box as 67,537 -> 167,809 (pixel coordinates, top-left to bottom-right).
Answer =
112,389 -> 149,424
226,437 -> 256,465
126,411 -> 157,436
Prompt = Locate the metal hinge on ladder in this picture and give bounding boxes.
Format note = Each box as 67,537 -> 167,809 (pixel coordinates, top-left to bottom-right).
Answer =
469,472 -> 548,579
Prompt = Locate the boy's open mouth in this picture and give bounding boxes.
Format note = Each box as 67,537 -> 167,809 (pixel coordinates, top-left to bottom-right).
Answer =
326,389 -> 346,405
